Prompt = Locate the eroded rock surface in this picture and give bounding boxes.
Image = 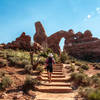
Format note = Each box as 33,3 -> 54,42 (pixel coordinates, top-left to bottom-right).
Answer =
4,32 -> 31,51
34,21 -> 47,45
34,21 -> 100,61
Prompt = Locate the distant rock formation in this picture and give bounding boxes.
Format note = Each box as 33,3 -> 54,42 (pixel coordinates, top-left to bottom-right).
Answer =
4,32 -> 31,51
34,21 -> 100,62
4,32 -> 43,52
34,21 -> 47,45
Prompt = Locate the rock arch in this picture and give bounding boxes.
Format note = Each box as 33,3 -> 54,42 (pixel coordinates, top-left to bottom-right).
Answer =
33,21 -> 100,62
34,21 -> 76,54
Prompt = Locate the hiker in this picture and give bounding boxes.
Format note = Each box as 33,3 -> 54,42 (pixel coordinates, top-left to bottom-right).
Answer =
45,53 -> 55,83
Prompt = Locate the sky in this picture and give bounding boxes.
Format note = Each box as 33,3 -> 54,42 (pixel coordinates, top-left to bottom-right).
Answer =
0,0 -> 100,50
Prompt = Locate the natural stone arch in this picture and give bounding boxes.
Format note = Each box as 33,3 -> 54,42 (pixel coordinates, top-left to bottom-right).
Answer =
59,37 -> 66,52
47,30 -> 75,54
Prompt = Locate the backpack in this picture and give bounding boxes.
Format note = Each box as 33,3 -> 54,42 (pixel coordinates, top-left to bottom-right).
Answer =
47,57 -> 53,67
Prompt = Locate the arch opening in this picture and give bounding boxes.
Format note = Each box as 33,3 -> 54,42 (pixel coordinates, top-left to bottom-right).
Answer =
59,38 -> 66,52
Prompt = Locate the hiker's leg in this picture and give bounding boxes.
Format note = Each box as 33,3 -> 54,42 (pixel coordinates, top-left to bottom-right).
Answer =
48,71 -> 50,82
50,72 -> 51,82
47,71 -> 49,79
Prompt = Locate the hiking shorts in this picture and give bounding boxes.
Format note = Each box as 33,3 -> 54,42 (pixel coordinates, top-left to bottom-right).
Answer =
47,65 -> 53,73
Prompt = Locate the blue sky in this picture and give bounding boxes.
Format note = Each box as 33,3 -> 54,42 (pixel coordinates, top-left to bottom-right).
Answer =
0,0 -> 100,50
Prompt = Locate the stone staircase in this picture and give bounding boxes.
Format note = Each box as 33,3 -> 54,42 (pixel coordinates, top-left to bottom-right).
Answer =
35,64 -> 73,93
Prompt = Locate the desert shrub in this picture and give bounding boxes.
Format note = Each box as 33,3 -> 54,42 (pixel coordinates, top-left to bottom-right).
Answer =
77,67 -> 84,73
81,64 -> 89,70
33,57 -> 38,63
60,52 -> 67,63
40,52 -> 48,58
70,72 -> 90,86
23,75 -> 39,93
36,65 -> 44,74
24,65 -> 33,74
8,56 -> 30,67
2,52 -> 7,59
71,60 -> 75,63
65,60 -> 71,64
79,88 -> 100,100
46,48 -> 53,54
88,89 -> 100,100
21,59 -> 30,67
91,75 -> 100,87
0,54 -> 4,57
8,57 -> 18,66
0,71 -> 6,78
97,73 -> 100,77
94,64 -> 100,69
0,76 -> 13,90
53,53 -> 60,63
0,60 -> 7,67
38,57 -> 46,65
75,62 -> 82,66
69,64 -> 75,72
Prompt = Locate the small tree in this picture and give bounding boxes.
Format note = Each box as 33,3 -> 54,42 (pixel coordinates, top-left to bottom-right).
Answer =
60,52 -> 68,63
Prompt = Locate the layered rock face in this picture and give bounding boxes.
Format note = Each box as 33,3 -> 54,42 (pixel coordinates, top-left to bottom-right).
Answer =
34,21 -> 47,45
4,32 -> 31,51
34,22 -> 100,61
4,32 -> 43,52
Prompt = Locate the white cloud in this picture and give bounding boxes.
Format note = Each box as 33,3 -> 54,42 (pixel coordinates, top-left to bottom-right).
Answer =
96,7 -> 100,14
87,14 -> 91,19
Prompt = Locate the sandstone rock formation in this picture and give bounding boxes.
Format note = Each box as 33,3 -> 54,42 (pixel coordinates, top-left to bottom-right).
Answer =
4,32 -> 31,51
34,21 -> 47,45
4,32 -> 43,52
34,21 -> 100,62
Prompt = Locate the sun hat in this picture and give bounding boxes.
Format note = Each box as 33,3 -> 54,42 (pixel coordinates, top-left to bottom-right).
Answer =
48,53 -> 53,57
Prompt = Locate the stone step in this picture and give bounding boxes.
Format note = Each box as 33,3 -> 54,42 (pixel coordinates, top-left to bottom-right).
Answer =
54,64 -> 63,66
41,77 -> 68,82
36,98 -> 75,100
42,74 -> 65,78
43,72 -> 63,75
53,70 -> 62,72
35,86 -> 72,93
41,82 -> 71,87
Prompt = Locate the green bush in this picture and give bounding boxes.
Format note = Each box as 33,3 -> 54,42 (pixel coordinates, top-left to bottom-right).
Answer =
36,65 -> 44,74
0,60 -> 7,67
81,64 -> 89,70
75,62 -> 82,66
70,72 -> 90,86
97,73 -> 100,77
21,59 -> 30,66
40,52 -> 48,58
77,67 -> 84,73
88,89 -> 100,100
38,57 -> 46,65
65,61 -> 70,64
24,65 -> 33,74
0,71 -> 6,78
69,64 -> 75,72
53,53 -> 59,63
46,48 -> 53,54
23,75 -> 39,93
0,76 -> 13,90
94,64 -> 100,69
71,60 -> 75,63
80,88 -> 100,100
60,52 -> 67,63
91,75 -> 100,87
